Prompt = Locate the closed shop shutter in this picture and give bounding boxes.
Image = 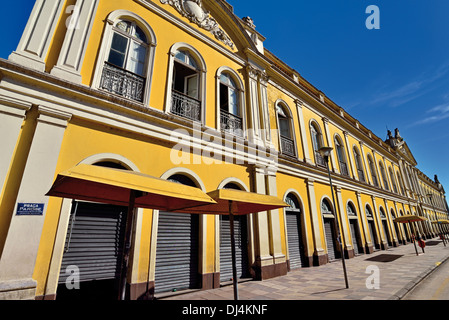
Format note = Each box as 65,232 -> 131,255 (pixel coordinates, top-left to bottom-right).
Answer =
155,211 -> 199,293
220,215 -> 249,283
394,223 -> 402,244
368,220 -> 379,250
58,201 -> 128,285
286,212 -> 304,269
324,219 -> 337,260
349,220 -> 361,255
382,220 -> 390,246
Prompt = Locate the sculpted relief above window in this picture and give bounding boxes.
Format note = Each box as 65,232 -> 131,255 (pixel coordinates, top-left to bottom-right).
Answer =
160,0 -> 234,49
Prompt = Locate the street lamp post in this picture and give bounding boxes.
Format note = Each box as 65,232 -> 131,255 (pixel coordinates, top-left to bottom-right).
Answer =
319,146 -> 349,289
428,194 -> 446,247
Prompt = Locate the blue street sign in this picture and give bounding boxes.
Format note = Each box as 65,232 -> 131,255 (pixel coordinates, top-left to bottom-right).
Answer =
16,203 -> 45,216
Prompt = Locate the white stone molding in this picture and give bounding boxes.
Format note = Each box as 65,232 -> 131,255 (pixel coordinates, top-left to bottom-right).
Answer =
160,0 -> 234,49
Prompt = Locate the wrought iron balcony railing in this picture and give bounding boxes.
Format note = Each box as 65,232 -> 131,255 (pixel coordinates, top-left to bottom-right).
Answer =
315,151 -> 326,167
371,175 -> 379,187
339,161 -> 349,176
280,135 -> 296,157
220,110 -> 243,136
170,90 -> 201,122
358,169 -> 366,182
100,62 -> 145,102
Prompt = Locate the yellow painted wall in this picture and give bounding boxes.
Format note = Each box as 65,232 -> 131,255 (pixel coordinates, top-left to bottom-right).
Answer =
33,116 -> 253,295
276,172 -> 314,257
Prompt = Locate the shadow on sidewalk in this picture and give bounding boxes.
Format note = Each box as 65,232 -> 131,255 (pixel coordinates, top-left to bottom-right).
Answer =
365,254 -> 403,263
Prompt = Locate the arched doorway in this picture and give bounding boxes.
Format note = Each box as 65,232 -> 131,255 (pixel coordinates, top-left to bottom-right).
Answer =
347,202 -> 363,255
379,207 -> 391,247
366,205 -> 380,250
219,182 -> 250,283
322,199 -> 339,261
154,174 -> 200,293
285,193 -> 306,269
391,209 -> 402,245
56,161 -> 129,300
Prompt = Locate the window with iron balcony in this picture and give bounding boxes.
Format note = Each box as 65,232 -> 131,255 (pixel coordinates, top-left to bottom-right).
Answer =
100,20 -> 148,102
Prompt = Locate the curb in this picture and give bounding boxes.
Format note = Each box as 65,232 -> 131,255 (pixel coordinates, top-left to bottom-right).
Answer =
389,254 -> 449,300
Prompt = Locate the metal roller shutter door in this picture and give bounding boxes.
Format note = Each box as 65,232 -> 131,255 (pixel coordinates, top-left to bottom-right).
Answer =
368,220 -> 378,250
220,215 -> 249,283
155,212 -> 199,293
58,202 -> 127,284
286,212 -> 304,269
382,220 -> 390,246
349,220 -> 361,255
324,219 -> 337,261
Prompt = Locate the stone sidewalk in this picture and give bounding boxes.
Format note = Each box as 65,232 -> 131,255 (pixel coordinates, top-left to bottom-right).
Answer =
160,238 -> 449,300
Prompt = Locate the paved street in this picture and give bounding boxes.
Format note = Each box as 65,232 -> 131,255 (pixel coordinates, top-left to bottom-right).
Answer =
159,238 -> 449,300
403,246 -> 449,300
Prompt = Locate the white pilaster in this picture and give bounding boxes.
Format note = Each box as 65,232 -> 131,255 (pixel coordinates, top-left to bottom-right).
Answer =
0,106 -> 71,299
252,166 -> 273,268
9,0 -> 65,72
265,169 -> 285,265
305,179 -> 325,257
335,186 -> 351,250
50,0 -> 100,83
0,98 -> 32,194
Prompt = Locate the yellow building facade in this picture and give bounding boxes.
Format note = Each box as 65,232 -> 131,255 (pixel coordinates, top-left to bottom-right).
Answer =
0,0 -> 447,300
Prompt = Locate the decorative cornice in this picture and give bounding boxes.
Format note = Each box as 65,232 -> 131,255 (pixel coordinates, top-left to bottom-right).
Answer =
160,0 -> 234,49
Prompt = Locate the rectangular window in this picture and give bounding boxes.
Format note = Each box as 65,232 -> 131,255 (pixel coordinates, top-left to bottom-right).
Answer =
108,33 -> 128,68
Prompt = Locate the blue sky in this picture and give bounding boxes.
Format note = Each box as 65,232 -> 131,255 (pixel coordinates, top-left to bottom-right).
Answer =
1,1 -> 449,195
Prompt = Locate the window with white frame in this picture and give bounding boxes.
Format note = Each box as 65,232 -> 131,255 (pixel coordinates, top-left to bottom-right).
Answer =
219,72 -> 243,136
100,20 -> 148,102
389,167 -> 398,193
311,122 -> 325,166
367,155 -> 379,187
379,161 -> 389,191
334,136 -> 349,176
170,49 -> 202,121
353,147 -> 366,182
277,103 -> 296,157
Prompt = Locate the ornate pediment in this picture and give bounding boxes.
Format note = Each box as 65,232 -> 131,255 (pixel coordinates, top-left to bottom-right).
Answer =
386,128 -> 417,165
160,0 -> 234,49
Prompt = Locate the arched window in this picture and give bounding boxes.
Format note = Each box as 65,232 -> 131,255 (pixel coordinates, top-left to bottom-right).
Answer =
367,155 -> 379,187
389,167 -> 398,193
347,202 -> 357,216
353,147 -> 365,182
277,103 -> 296,157
321,199 -> 334,216
286,193 -> 301,212
166,44 -> 206,122
397,171 -> 405,195
99,19 -> 151,102
365,204 -> 373,218
379,161 -> 389,191
311,122 -> 325,166
219,71 -> 244,136
334,135 -> 349,176
379,207 -> 386,219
